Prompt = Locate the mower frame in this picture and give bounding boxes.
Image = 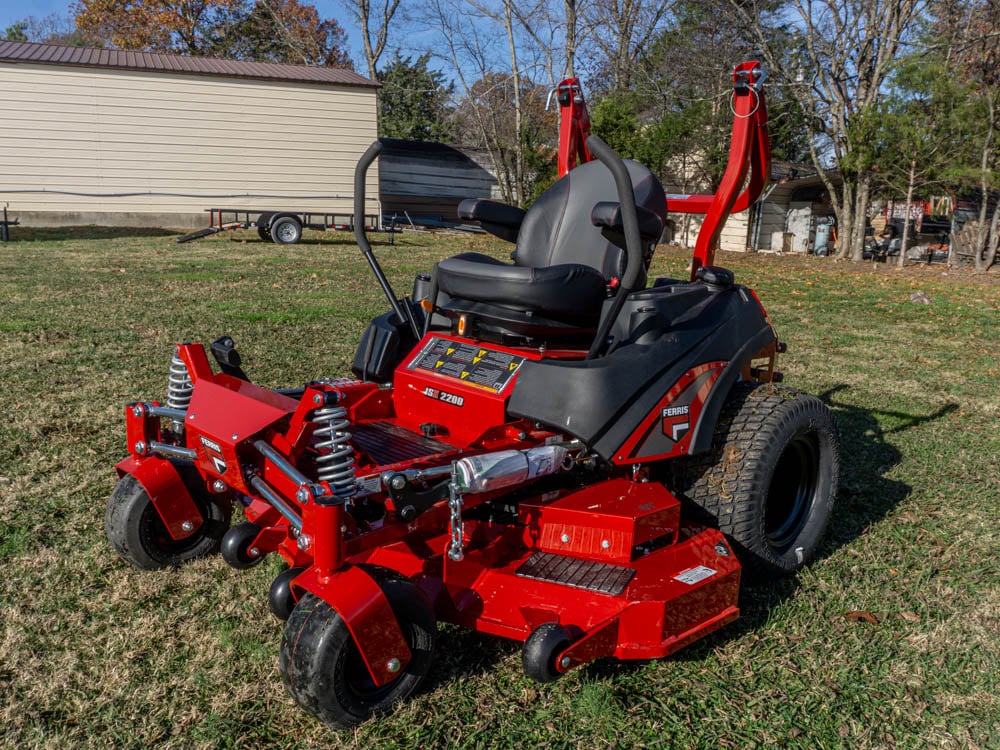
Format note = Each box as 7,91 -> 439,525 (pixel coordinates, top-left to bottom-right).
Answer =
106,61 -> 837,729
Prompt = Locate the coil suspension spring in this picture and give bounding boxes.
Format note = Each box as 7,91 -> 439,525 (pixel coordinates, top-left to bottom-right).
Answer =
313,403 -> 355,499
166,352 -> 193,433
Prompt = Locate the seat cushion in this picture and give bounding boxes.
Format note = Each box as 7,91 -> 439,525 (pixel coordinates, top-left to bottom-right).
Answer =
435,252 -> 606,320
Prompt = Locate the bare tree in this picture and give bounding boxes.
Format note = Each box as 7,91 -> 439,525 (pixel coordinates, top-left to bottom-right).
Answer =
579,0 -> 671,91
423,0 -> 556,205
730,0 -> 927,260
342,0 -> 403,79
933,0 -> 1000,272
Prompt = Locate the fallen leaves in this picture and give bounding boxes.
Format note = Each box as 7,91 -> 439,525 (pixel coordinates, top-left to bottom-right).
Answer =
845,610 -> 880,624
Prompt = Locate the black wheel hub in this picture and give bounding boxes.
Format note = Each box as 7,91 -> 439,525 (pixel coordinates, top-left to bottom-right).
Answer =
764,430 -> 820,551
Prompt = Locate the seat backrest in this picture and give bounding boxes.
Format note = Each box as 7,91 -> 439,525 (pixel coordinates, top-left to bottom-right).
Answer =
514,159 -> 667,285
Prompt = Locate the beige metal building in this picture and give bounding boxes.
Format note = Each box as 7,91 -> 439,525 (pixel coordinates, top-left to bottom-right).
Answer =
0,41 -> 379,228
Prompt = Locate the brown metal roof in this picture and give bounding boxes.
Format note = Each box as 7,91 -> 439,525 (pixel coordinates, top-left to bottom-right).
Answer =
0,40 -> 378,88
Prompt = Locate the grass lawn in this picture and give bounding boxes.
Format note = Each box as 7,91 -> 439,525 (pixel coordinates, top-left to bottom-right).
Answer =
0,227 -> 998,749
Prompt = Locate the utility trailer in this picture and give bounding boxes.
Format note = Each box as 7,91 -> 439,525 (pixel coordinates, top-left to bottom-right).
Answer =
176,208 -> 383,244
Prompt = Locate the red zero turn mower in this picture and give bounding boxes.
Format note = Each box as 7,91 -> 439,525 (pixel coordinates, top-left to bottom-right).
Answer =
106,62 -> 839,728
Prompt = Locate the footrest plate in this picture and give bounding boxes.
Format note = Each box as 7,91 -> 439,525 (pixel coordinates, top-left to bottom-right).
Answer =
515,552 -> 635,596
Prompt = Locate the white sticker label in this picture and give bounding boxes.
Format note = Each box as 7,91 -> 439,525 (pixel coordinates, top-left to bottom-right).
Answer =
674,565 -> 717,585
355,474 -> 382,496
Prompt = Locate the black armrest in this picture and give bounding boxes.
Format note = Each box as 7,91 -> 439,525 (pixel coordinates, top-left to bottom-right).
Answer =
591,201 -> 664,243
457,198 -> 526,244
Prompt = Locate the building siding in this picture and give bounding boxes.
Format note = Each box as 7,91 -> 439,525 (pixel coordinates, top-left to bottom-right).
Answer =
0,61 -> 378,225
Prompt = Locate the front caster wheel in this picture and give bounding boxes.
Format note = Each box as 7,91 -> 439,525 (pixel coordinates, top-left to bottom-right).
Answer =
279,569 -> 436,728
522,622 -> 572,683
105,472 -> 230,570
220,522 -> 264,569
269,566 -> 306,620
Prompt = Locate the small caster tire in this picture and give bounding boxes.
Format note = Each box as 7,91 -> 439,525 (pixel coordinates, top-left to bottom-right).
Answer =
105,470 -> 230,570
280,567 -> 436,728
269,566 -> 306,621
522,622 -> 572,683
220,521 -> 264,569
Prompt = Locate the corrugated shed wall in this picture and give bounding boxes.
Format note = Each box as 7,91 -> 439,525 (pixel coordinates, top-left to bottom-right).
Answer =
0,62 -> 378,222
378,140 -> 498,221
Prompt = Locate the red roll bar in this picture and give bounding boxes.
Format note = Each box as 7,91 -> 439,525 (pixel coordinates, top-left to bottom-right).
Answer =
555,61 -> 772,281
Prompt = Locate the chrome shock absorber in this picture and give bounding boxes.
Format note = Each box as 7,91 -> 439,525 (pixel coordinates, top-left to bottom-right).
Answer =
313,399 -> 356,500
166,350 -> 193,434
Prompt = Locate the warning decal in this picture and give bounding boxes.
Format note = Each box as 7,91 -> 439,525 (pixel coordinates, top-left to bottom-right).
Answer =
673,566 -> 717,585
408,337 -> 525,393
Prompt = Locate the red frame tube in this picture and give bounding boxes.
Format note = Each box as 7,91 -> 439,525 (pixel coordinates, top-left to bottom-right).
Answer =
555,77 -> 592,178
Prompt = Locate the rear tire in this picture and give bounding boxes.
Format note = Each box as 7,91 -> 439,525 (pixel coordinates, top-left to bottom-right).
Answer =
279,568 -> 435,727
670,383 -> 839,578
105,472 -> 230,570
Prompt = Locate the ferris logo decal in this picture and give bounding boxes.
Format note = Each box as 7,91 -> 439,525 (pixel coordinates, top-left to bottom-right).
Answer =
661,405 -> 691,442
423,386 -> 465,407
199,436 -> 228,474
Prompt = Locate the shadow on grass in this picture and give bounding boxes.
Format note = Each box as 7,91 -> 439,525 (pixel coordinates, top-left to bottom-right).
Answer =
818,385 -> 957,554
4,226 -> 178,241
573,388 -> 959,680
423,624 -> 519,692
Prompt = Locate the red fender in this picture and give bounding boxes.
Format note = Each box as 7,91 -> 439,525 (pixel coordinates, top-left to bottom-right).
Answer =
115,455 -> 204,541
292,564 -> 413,687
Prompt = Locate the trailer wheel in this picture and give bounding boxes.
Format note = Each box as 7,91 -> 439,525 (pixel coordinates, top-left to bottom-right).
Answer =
257,212 -> 273,241
280,569 -> 435,727
522,622 -> 572,683
270,216 -> 302,244
105,473 -> 230,570
670,383 -> 839,578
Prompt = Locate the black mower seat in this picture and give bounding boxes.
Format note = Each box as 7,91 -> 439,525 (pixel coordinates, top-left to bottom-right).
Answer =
435,158 -> 667,326
434,252 -> 607,320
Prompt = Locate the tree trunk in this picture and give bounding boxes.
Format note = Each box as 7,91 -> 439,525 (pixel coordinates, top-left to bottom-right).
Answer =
897,160 -> 917,268
849,175 -> 872,262
833,180 -> 855,260
564,0 -> 577,77
985,200 -> 1000,271
503,0 -> 525,206
975,96 -> 996,270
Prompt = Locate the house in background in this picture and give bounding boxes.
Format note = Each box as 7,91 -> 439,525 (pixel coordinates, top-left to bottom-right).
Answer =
660,159 -> 840,255
717,164 -> 841,254
0,40 -> 379,229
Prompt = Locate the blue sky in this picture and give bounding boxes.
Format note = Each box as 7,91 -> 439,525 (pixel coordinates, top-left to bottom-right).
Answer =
0,1 -> 372,70
0,0 -> 77,32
